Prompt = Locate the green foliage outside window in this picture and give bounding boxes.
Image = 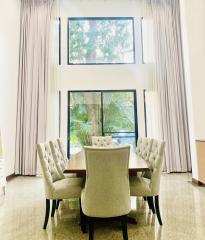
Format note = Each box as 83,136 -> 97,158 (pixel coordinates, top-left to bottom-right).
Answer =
69,18 -> 135,64
70,92 -> 136,151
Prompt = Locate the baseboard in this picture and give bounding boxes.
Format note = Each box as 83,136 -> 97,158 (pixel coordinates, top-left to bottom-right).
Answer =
192,178 -> 205,186
6,173 -> 16,181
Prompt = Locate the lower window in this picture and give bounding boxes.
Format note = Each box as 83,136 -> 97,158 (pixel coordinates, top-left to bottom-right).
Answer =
68,90 -> 138,157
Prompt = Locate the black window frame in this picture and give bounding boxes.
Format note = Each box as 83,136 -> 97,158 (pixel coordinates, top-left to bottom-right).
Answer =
67,89 -> 138,158
140,17 -> 145,64
143,89 -> 147,137
67,17 -> 136,65
58,17 -> 61,65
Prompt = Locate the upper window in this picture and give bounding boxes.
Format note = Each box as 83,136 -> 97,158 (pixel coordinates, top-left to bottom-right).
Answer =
68,17 -> 135,64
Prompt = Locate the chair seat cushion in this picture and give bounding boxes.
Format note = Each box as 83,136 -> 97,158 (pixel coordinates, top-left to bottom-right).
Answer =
129,176 -> 151,196
81,188 -> 131,218
64,173 -> 77,178
53,177 -> 83,199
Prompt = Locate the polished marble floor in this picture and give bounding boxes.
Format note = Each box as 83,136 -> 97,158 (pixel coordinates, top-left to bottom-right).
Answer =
0,173 -> 205,240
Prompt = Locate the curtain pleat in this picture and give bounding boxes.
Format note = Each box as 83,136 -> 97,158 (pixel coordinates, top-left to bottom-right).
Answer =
15,0 -> 55,175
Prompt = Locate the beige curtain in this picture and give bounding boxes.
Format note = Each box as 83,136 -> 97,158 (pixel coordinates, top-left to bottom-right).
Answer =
15,0 -> 57,175
144,0 -> 192,172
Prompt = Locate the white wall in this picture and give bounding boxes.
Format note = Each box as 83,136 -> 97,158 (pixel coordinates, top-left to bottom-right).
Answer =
0,0 -> 20,176
58,0 -> 153,144
181,0 -> 205,140
180,0 -> 205,179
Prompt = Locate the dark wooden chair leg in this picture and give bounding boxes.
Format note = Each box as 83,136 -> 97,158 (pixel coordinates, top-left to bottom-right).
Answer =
147,197 -> 151,209
51,200 -> 56,217
151,196 -> 156,213
121,215 -> 128,240
147,196 -> 155,214
88,217 -> 94,240
154,195 -> 162,225
56,199 -> 61,210
79,198 -> 87,233
43,199 -> 50,229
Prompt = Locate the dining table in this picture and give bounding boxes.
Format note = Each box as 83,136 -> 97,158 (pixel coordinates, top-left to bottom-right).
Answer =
64,149 -> 150,176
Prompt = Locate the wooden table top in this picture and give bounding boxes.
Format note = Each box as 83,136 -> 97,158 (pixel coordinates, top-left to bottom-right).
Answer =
64,150 -> 150,176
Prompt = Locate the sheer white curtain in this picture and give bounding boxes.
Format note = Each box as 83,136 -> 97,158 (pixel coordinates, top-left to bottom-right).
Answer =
143,0 -> 191,172
15,0 -> 58,175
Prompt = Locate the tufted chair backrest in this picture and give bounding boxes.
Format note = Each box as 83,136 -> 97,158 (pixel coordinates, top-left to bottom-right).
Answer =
57,138 -> 68,159
148,140 -> 165,195
49,140 -> 67,179
136,138 -> 153,161
83,145 -> 131,217
92,136 -> 113,147
36,143 -> 62,198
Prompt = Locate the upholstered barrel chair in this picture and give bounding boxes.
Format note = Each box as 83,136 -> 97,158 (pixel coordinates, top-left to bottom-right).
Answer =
81,145 -> 131,240
37,142 -> 83,229
91,136 -> 112,147
130,140 -> 165,225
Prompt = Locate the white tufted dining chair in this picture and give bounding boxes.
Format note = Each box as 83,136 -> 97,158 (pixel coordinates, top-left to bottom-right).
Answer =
136,138 -> 154,181
130,140 -> 165,225
91,136 -> 112,147
57,138 -> 68,161
136,137 -> 153,161
49,140 -> 76,179
81,145 -> 131,240
37,142 -> 83,229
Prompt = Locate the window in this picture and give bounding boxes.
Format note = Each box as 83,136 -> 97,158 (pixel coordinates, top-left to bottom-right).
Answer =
68,17 -> 135,64
68,90 -> 138,157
